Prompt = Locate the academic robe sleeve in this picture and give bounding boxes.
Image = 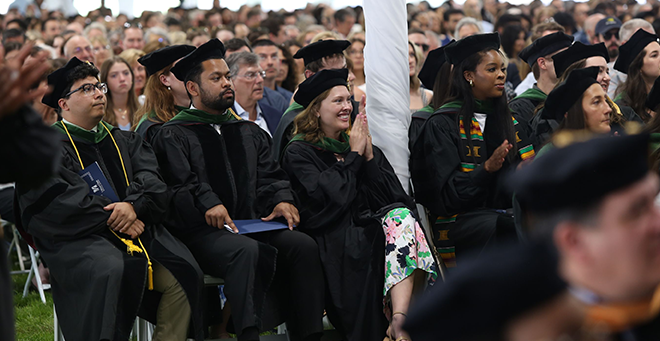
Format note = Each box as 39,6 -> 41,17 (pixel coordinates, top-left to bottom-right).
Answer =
411,116 -> 495,217
252,126 -> 295,215
0,105 -> 60,187
152,127 -> 222,215
122,132 -> 169,225
16,152 -> 112,241
281,143 -> 364,230
360,147 -> 415,211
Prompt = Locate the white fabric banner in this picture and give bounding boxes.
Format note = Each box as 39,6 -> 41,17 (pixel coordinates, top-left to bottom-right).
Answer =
363,0 -> 411,193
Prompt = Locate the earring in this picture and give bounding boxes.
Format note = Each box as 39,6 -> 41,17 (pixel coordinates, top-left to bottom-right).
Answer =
469,79 -> 474,87
167,86 -> 171,91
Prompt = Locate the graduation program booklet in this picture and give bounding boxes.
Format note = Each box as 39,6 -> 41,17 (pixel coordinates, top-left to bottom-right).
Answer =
225,219 -> 289,234
78,161 -> 120,202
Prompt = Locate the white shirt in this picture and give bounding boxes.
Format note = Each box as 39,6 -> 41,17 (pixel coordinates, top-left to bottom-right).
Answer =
474,113 -> 487,132
62,118 -> 98,132
515,72 -> 536,96
234,101 -> 271,137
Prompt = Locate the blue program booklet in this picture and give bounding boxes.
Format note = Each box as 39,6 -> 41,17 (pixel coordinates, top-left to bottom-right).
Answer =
78,161 -> 120,202
225,219 -> 289,235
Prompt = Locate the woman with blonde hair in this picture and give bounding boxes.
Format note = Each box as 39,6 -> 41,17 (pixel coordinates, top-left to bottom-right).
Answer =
409,41 -> 433,114
119,48 -> 147,100
90,36 -> 113,68
134,45 -> 195,142
100,56 -> 140,131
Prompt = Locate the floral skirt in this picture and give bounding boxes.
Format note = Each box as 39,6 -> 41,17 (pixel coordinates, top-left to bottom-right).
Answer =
382,207 -> 438,307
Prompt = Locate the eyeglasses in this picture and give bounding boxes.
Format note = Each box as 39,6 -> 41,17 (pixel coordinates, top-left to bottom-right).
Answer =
73,46 -> 93,54
64,82 -> 108,97
603,29 -> 619,41
93,45 -> 110,53
235,70 -> 266,81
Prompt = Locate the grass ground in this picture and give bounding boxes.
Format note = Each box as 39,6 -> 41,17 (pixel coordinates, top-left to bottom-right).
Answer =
12,273 -> 54,341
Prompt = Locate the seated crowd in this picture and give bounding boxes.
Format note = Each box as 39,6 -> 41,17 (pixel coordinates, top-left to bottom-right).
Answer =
2,1 -> 660,341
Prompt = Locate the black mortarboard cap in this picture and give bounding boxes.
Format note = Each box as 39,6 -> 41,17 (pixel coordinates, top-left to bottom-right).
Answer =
405,241 -> 566,341
139,44 -> 196,77
171,38 -> 226,81
419,41 -> 453,89
553,41 -> 609,78
544,67 -> 599,122
614,29 -> 660,74
518,32 -> 574,68
512,133 -> 650,214
42,57 -> 97,109
444,32 -> 500,65
646,76 -> 660,111
294,68 -> 348,108
293,39 -> 350,66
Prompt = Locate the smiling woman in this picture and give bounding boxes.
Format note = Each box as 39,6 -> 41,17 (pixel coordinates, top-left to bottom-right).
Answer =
410,32 -> 536,266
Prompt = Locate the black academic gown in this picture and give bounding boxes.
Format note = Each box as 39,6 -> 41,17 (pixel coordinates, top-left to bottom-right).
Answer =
410,108 -> 532,264
152,117 -> 325,339
134,117 -> 163,144
281,142 -> 416,341
15,124 -> 205,341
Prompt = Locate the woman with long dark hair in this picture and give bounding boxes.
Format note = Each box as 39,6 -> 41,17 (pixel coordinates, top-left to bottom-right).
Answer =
410,33 -> 536,265
500,25 -> 527,89
281,69 -> 438,341
133,45 -> 195,142
531,42 -> 641,145
614,29 -> 660,123
99,56 -> 140,131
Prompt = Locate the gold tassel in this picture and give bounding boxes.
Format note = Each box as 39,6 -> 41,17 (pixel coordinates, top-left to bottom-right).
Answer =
147,261 -> 154,290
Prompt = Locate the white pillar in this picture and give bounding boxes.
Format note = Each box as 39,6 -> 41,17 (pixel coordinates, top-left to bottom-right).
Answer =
363,0 -> 411,192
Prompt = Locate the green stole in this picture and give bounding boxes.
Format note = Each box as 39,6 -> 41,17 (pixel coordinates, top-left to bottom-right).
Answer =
436,99 -> 536,173
284,102 -> 304,116
169,108 -> 237,124
417,104 -> 434,113
288,132 -> 351,154
514,87 -> 547,102
52,120 -> 113,144
135,105 -> 190,130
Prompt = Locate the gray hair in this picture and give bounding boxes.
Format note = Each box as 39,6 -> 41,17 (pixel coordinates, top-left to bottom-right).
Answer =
144,27 -> 170,44
620,19 -> 655,43
83,22 -> 107,38
454,17 -> 483,39
225,52 -> 260,76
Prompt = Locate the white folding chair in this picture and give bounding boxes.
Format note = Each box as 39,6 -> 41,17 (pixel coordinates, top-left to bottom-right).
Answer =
4,222 -> 29,275
23,245 -> 49,304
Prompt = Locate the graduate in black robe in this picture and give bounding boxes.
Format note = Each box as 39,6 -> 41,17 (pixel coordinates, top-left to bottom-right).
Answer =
409,43 -> 453,154
281,69 -> 438,341
15,58 -> 205,341
531,41 -> 643,145
133,44 -> 195,143
151,39 -> 325,341
410,34 -> 536,266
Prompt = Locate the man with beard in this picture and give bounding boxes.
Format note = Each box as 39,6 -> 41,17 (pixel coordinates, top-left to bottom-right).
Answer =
151,39 -> 325,341
594,17 -> 623,98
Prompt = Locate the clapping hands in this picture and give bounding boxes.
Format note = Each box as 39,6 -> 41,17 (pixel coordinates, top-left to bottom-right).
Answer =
349,103 -> 374,162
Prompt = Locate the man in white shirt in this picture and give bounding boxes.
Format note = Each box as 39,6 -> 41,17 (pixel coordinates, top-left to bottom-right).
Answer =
225,52 -> 281,136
